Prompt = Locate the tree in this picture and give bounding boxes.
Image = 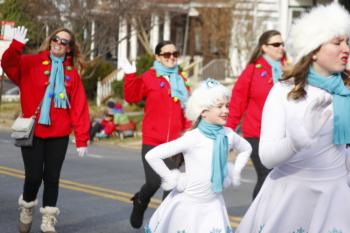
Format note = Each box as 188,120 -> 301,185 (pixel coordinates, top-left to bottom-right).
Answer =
230,0 -> 269,74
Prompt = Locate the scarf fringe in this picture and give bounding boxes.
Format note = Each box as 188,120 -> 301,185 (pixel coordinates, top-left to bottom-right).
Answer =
144,225 -> 152,233
334,125 -> 350,144
54,94 -> 70,109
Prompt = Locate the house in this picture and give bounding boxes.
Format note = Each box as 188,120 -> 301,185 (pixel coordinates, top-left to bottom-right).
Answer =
113,0 -> 348,77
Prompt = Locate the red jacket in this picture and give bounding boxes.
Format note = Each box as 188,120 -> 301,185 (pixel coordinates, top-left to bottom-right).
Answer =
100,118 -> 116,136
1,40 -> 90,147
124,68 -> 190,145
226,56 -> 277,138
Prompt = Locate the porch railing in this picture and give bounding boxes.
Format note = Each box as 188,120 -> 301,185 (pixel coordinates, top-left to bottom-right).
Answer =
96,68 -> 123,106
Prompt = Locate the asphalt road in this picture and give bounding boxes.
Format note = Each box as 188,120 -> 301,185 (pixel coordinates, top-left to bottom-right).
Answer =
0,130 -> 256,233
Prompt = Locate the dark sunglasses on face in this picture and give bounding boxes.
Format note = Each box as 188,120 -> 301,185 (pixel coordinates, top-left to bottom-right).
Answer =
158,51 -> 180,59
51,35 -> 71,46
266,42 -> 284,48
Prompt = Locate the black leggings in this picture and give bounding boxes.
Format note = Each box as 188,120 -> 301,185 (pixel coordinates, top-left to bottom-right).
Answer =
246,137 -> 271,200
137,144 -> 176,203
21,136 -> 69,207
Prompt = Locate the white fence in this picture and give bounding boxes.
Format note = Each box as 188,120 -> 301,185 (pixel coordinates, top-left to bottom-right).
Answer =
96,68 -> 123,106
96,56 -> 235,106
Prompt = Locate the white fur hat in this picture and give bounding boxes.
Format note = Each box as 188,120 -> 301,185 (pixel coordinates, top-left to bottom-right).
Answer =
287,2 -> 350,63
185,78 -> 230,122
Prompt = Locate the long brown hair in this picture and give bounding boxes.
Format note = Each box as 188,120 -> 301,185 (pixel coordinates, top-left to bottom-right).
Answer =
247,30 -> 281,65
38,28 -> 86,74
281,47 -> 350,100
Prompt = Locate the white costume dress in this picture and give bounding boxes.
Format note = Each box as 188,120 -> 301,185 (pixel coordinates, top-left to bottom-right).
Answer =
236,82 -> 350,233
145,127 -> 252,233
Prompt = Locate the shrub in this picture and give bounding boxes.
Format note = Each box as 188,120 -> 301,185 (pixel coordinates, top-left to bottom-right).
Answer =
82,59 -> 115,100
136,54 -> 154,75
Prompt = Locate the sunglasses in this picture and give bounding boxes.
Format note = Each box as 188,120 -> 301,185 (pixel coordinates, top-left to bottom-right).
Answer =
266,42 -> 284,48
51,35 -> 71,46
158,51 -> 179,59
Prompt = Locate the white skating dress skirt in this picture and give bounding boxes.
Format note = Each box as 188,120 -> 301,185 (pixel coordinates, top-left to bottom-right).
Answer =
145,128 -> 248,233
236,133 -> 350,233
145,190 -> 232,233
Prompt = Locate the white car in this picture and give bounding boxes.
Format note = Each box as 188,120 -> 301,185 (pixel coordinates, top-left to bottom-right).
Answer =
2,86 -> 20,102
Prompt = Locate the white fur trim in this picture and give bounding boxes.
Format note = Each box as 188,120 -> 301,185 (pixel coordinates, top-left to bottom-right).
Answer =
232,170 -> 241,187
287,2 -> 350,63
161,169 -> 181,191
161,169 -> 187,192
175,172 -> 187,192
18,195 -> 38,208
40,206 -> 60,215
223,162 -> 235,189
185,79 -> 230,122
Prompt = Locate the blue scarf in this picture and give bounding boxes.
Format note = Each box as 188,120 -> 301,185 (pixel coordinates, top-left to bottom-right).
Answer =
198,119 -> 228,193
263,54 -> 282,83
308,67 -> 350,144
153,61 -> 188,108
39,54 -> 70,125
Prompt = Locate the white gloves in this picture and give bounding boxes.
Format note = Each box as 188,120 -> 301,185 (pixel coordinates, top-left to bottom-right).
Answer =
13,26 -> 29,44
119,58 -> 136,74
77,147 -> 88,157
224,162 -> 242,188
287,94 -> 332,152
304,94 -> 332,137
161,169 -> 187,192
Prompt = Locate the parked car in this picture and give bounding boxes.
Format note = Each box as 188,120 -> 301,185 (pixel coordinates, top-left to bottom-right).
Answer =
2,86 -> 20,102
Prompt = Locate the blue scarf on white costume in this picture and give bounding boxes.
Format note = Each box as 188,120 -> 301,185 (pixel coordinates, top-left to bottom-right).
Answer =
307,67 -> 350,144
197,119 -> 228,193
153,60 -> 188,108
39,54 -> 70,125
263,54 -> 282,83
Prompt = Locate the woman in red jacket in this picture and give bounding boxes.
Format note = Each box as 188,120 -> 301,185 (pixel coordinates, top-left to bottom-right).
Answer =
1,26 -> 90,233
121,41 -> 191,229
226,30 -> 286,200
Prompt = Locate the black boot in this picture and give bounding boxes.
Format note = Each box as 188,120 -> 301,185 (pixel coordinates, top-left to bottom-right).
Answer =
130,193 -> 148,229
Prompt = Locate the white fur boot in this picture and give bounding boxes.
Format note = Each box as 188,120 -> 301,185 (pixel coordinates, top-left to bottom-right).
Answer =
40,206 -> 60,233
18,195 -> 38,233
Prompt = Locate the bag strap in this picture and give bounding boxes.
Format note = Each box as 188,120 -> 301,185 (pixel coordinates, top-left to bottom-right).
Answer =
31,96 -> 46,119
32,100 -> 43,119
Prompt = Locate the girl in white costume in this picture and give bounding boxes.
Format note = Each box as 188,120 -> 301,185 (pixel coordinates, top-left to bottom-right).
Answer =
144,79 -> 252,233
236,3 -> 350,233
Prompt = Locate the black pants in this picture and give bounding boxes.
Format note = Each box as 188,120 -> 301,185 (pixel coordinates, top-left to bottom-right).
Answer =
137,144 -> 176,203
21,136 -> 69,207
246,137 -> 271,200
90,121 -> 103,141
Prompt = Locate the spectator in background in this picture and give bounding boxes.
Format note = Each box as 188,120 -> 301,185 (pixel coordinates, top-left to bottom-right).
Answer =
112,102 -> 130,125
90,112 -> 116,141
226,29 -> 286,199
120,40 -> 191,229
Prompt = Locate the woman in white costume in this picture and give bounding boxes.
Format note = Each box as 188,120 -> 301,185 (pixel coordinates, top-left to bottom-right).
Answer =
236,3 -> 350,233
144,79 -> 252,233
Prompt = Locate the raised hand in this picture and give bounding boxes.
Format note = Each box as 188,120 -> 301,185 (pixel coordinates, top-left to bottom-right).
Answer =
119,58 -> 136,74
304,93 -> 332,138
13,26 -> 29,44
287,94 -> 332,152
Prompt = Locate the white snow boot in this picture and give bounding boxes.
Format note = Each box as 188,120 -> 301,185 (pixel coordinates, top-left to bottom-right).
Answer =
40,206 -> 60,233
18,195 -> 38,233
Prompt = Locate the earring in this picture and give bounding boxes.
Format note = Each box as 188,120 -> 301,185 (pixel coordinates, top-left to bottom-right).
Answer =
312,55 -> 317,60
